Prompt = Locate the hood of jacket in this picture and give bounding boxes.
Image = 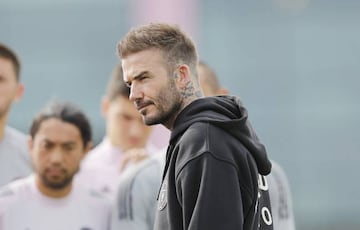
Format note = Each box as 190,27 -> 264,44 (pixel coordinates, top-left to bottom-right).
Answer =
170,95 -> 271,175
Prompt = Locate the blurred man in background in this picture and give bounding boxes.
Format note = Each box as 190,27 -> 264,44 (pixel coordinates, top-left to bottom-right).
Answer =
0,43 -> 32,187
0,101 -> 111,229
76,63 -> 158,198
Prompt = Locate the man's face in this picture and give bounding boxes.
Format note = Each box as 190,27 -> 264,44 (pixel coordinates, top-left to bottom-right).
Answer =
122,49 -> 182,127
0,57 -> 23,119
103,95 -> 152,151
29,118 -> 89,190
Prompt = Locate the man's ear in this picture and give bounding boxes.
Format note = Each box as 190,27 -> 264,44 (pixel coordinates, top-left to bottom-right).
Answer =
27,135 -> 33,156
82,141 -> 93,160
101,96 -> 110,118
14,83 -> 24,102
175,65 -> 191,89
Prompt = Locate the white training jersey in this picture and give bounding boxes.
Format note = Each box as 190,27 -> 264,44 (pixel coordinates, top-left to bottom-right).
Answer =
0,175 -> 111,230
0,126 -> 32,187
75,138 -> 158,199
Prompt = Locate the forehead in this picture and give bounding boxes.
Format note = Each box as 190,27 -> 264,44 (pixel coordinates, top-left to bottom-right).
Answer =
34,118 -> 82,143
121,49 -> 167,81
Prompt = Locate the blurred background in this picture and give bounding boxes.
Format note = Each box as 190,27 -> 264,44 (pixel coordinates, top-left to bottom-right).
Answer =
1,0 -> 359,229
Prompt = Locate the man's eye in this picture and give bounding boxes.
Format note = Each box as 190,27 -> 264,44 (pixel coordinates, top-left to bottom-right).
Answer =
41,143 -> 52,150
139,75 -> 149,81
64,145 -> 74,151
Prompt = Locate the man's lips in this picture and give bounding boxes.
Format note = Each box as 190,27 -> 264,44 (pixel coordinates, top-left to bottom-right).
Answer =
46,168 -> 65,177
136,101 -> 153,111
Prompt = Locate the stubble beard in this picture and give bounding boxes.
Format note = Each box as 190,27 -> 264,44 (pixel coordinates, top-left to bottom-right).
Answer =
143,79 -> 183,127
40,167 -> 77,190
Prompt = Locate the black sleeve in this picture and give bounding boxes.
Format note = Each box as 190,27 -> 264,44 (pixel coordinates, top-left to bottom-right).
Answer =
176,152 -> 245,230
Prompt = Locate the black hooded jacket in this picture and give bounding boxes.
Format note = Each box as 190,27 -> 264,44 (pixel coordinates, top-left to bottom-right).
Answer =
154,96 -> 272,230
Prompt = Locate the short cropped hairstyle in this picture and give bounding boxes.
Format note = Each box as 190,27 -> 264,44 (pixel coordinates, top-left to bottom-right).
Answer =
117,23 -> 198,73
0,43 -> 21,81
105,63 -> 130,101
30,101 -> 92,148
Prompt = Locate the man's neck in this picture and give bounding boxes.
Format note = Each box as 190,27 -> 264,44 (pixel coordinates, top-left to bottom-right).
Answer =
36,175 -> 72,198
165,97 -> 201,130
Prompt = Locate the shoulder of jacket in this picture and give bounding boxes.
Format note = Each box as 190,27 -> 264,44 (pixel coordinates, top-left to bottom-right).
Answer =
114,157 -> 163,220
176,122 -> 239,163
116,158 -> 162,200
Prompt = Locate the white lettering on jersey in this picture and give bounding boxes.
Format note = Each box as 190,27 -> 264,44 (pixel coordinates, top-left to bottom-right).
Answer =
261,207 -> 273,226
258,174 -> 273,228
258,174 -> 269,191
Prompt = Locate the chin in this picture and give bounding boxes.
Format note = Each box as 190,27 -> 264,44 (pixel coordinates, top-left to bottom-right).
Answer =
45,180 -> 70,190
42,173 -> 72,190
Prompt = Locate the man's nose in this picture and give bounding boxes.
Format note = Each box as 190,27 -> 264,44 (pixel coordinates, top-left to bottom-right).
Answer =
129,83 -> 143,102
49,150 -> 63,164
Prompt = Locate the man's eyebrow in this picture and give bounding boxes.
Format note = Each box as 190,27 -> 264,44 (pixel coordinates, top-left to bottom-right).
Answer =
125,71 -> 149,87
42,139 -> 54,144
61,142 -> 77,148
133,71 -> 149,80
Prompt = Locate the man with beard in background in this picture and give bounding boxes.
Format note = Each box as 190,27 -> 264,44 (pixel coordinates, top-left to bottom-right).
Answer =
0,101 -> 111,230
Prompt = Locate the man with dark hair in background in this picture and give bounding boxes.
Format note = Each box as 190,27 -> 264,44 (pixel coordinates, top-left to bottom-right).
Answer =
0,43 -> 32,186
0,101 -> 111,229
